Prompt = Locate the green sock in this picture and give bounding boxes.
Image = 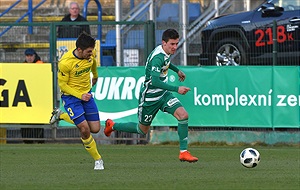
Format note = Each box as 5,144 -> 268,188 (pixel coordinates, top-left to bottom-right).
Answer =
178,119 -> 188,150
113,122 -> 145,135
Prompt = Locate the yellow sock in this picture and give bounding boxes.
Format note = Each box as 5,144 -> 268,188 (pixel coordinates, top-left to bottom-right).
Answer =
60,113 -> 74,124
81,135 -> 101,161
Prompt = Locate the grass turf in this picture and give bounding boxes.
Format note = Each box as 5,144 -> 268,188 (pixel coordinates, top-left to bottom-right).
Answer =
0,144 -> 299,190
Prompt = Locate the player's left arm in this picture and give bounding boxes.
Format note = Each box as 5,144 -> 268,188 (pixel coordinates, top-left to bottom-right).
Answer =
169,63 -> 185,82
91,58 -> 98,86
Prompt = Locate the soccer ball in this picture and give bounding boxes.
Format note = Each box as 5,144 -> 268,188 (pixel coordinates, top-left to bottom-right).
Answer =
240,148 -> 260,168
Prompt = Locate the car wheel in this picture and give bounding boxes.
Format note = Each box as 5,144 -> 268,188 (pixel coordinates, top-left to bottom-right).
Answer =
212,38 -> 247,66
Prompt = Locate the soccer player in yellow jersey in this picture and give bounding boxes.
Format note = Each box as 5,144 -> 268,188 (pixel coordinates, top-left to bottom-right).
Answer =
50,49 -> 99,125
55,32 -> 104,170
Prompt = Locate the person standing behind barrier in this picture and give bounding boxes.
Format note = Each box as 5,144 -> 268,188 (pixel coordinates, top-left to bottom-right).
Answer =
24,48 -> 43,64
56,32 -> 104,170
57,2 -> 91,38
104,29 -> 198,163
21,48 -> 44,143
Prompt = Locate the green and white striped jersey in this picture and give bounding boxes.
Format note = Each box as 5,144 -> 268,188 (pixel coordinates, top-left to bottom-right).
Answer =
140,45 -> 179,103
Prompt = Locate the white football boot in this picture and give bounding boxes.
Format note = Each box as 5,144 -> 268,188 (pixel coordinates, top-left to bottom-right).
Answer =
94,159 -> 104,170
49,108 -> 63,124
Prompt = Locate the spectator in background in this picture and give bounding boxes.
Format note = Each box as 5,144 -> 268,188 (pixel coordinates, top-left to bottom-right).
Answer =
57,2 -> 91,38
21,48 -> 44,143
24,48 -> 43,63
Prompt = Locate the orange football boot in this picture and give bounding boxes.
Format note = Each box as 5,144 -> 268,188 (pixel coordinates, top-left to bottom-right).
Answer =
104,119 -> 115,137
179,151 -> 198,163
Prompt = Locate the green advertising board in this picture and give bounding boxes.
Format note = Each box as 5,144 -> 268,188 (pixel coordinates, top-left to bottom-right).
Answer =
59,66 -> 300,128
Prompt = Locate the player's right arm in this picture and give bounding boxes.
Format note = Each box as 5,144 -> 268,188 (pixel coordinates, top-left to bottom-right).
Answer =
58,63 -> 83,99
150,56 -> 179,92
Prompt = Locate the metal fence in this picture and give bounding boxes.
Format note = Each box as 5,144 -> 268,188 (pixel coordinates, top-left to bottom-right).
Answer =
2,127 -> 149,145
0,21 -> 156,64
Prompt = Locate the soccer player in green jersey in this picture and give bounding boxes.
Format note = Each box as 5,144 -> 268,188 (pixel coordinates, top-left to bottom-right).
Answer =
56,32 -> 104,170
105,29 -> 198,162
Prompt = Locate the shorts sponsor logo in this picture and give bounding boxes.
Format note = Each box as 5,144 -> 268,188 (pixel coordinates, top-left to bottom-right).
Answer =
167,98 -> 179,107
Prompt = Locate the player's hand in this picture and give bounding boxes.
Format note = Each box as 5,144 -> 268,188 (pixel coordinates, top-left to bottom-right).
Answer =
92,78 -> 98,86
177,70 -> 186,82
82,93 -> 92,101
178,86 -> 190,95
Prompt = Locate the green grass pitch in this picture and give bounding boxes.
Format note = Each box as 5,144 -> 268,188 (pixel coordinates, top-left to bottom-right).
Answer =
0,144 -> 299,190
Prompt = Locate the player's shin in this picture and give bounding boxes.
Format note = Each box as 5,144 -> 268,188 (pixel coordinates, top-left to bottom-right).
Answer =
81,135 -> 101,160
60,113 -> 74,124
113,122 -> 145,135
177,119 -> 188,151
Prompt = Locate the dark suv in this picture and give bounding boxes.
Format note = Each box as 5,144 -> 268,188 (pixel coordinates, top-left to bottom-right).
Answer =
199,0 -> 300,66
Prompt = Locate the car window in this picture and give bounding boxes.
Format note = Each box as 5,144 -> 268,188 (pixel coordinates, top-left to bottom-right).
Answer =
275,0 -> 300,11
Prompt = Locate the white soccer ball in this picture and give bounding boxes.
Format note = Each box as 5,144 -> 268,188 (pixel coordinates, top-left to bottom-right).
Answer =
240,148 -> 260,168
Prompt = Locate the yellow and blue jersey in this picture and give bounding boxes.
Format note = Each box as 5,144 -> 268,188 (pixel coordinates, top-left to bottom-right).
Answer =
58,49 -> 98,99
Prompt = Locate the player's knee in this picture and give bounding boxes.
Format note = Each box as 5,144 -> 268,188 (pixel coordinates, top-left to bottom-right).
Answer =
141,129 -> 148,135
177,112 -> 188,121
86,114 -> 100,133
79,127 -> 91,139
174,107 -> 189,120
139,124 -> 150,135
91,128 -> 100,133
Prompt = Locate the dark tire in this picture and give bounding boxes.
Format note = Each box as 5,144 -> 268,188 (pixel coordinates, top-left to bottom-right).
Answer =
210,38 -> 248,66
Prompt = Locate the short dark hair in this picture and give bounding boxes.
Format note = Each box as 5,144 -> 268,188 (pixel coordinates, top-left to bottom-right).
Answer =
76,32 -> 96,50
162,29 -> 179,43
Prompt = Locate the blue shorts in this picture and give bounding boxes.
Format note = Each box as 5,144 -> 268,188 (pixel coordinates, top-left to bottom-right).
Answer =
61,94 -> 100,123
